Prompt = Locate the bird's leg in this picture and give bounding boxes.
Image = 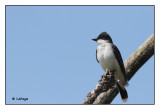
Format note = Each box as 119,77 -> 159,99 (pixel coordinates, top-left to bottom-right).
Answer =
109,70 -> 116,76
99,68 -> 109,81
100,69 -> 116,82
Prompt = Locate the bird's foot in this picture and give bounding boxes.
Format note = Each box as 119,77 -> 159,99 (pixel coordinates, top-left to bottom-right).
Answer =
109,70 -> 116,75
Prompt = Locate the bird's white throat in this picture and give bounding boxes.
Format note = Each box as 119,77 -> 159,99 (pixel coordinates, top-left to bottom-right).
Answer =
96,39 -> 111,45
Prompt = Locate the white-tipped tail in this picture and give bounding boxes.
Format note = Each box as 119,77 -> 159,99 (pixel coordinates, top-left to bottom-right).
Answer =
116,82 -> 128,102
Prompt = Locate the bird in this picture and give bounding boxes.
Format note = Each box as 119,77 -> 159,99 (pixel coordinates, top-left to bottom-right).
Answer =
92,32 -> 128,102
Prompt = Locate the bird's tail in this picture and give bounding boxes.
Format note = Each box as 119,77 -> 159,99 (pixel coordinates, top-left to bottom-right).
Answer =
116,82 -> 128,102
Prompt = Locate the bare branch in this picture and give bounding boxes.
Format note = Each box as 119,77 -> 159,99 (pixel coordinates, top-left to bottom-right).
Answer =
82,34 -> 154,104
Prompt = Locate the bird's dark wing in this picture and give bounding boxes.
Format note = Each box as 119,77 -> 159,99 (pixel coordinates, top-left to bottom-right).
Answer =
112,44 -> 127,82
96,49 -> 99,63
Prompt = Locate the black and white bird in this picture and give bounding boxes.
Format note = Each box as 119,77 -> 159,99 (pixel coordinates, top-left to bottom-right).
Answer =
92,32 -> 128,102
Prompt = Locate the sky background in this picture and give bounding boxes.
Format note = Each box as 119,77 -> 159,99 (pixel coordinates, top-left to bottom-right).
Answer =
6,6 -> 154,104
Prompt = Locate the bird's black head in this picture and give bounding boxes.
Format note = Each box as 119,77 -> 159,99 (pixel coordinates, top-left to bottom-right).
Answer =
92,32 -> 113,43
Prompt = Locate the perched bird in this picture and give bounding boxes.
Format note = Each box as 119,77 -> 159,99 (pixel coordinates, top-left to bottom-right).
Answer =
92,32 -> 128,102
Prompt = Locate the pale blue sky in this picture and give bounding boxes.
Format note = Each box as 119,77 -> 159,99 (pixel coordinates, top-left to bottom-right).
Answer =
6,6 -> 154,104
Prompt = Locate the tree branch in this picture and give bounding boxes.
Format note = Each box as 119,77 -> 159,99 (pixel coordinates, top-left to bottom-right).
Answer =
82,34 -> 154,104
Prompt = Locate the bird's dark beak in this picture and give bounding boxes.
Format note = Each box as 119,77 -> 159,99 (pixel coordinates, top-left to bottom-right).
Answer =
92,38 -> 98,41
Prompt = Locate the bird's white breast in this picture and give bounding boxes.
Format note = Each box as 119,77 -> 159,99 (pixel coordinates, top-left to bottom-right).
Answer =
97,43 -> 120,72
96,41 -> 126,86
